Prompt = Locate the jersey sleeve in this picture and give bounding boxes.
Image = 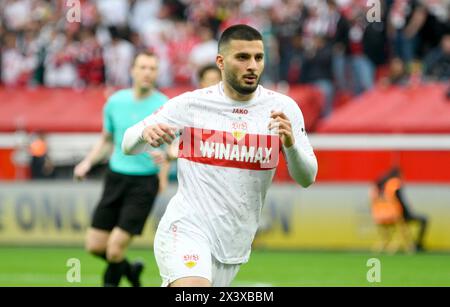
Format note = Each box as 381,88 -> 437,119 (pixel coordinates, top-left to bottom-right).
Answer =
281,97 -> 318,187
122,93 -> 190,155
103,98 -> 114,134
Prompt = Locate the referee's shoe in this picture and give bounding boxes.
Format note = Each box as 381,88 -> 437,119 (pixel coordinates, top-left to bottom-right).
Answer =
127,260 -> 145,287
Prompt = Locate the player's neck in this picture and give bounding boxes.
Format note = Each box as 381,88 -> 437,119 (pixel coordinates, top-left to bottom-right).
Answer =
223,82 -> 255,102
133,86 -> 153,100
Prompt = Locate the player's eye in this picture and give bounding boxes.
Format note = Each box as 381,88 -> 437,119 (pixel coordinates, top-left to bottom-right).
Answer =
236,54 -> 249,60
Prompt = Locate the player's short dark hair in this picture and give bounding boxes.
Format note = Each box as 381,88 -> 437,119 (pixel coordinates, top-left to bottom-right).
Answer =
218,24 -> 263,53
132,50 -> 157,67
198,64 -> 221,81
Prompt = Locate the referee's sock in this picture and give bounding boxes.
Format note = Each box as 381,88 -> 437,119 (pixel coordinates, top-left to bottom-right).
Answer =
93,252 -> 107,261
104,260 -> 130,287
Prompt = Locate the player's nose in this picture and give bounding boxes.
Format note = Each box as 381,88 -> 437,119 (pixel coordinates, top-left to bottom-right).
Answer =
247,57 -> 258,71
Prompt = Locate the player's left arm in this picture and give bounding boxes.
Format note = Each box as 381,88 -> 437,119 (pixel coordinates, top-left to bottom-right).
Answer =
269,101 -> 318,187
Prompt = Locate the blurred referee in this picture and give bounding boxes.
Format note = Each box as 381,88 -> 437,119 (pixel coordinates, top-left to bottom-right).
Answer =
74,51 -> 169,287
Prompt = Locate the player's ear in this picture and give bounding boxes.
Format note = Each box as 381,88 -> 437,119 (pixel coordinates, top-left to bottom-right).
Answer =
216,54 -> 224,71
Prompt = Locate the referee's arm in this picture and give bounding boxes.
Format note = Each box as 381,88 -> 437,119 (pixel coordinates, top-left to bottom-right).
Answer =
74,131 -> 113,180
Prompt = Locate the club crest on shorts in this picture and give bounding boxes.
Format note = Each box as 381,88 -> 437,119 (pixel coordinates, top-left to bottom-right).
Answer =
183,254 -> 199,268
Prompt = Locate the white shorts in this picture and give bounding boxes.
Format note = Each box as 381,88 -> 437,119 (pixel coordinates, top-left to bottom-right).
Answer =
154,218 -> 240,287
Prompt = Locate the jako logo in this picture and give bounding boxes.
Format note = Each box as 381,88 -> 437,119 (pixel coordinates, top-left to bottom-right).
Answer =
232,108 -> 248,114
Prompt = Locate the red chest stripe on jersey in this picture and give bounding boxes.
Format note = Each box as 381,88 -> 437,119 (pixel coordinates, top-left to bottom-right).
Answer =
178,127 -> 281,170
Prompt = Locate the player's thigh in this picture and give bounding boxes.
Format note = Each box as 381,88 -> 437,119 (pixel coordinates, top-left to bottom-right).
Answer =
170,276 -> 211,287
154,220 -> 212,287
211,258 -> 240,287
118,174 -> 159,235
85,227 -> 110,253
91,170 -> 127,232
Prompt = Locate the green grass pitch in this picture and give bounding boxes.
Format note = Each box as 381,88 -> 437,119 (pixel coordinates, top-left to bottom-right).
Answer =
0,247 -> 449,286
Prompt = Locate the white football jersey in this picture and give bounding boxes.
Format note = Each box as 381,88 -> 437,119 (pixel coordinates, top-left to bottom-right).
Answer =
123,82 -> 317,264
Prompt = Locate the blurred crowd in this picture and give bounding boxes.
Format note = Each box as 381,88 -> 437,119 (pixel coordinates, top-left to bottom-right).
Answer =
1,0 -> 449,115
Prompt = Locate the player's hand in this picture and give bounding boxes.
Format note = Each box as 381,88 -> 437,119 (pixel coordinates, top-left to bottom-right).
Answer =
268,111 -> 295,148
150,150 -> 168,165
142,124 -> 176,148
74,160 -> 91,181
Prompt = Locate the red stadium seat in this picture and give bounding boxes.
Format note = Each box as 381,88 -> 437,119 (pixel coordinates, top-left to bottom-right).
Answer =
316,83 -> 450,134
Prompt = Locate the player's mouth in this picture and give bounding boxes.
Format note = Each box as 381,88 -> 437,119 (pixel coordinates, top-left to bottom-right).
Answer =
243,74 -> 257,84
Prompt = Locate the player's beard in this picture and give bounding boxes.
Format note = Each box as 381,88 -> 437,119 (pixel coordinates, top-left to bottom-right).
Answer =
225,71 -> 260,95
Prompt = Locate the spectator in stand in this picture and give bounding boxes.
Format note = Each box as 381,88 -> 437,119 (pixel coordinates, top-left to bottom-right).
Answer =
414,0 -> 449,59
77,27 -> 105,87
326,0 -> 351,93
43,30 -> 79,87
423,33 -> 450,81
77,0 -> 100,29
362,1 -> 389,80
129,0 -> 162,34
0,24 -> 3,83
189,26 -> 218,84
380,57 -> 410,86
1,33 -> 24,86
387,0 -> 427,65
167,21 -> 200,85
19,27 -> 41,86
271,0 -> 307,82
103,26 -> 135,88
96,0 -> 129,28
2,0 -> 31,32
300,35 -> 335,118
347,7 -> 375,95
1,29 -> 38,86
128,30 -> 148,54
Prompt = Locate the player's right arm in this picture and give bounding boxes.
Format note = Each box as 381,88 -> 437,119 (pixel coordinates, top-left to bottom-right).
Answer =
74,131 -> 113,180
122,121 -> 177,155
122,95 -> 187,155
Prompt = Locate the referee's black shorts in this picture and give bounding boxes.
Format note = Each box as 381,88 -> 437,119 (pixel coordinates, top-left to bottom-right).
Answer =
91,168 -> 159,235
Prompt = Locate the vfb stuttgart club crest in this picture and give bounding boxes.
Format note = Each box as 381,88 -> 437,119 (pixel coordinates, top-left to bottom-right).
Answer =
184,254 -> 200,268
231,121 -> 248,142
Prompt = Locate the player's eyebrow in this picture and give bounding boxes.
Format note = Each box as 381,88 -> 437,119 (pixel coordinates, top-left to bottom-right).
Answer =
234,52 -> 250,58
234,52 -> 264,58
